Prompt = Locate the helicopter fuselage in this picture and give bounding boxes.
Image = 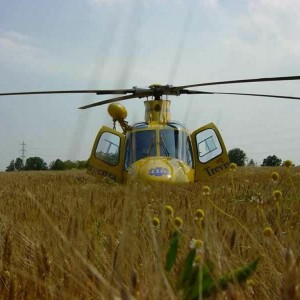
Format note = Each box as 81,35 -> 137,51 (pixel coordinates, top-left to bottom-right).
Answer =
87,99 -> 230,184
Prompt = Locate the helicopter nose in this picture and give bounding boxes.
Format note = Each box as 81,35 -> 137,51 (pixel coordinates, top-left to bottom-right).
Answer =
126,157 -> 194,183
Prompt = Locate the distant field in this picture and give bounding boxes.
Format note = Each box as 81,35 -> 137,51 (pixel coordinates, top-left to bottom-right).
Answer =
0,167 -> 299,299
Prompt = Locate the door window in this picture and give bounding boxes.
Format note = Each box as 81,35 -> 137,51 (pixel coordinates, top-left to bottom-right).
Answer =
95,132 -> 120,165
196,128 -> 222,163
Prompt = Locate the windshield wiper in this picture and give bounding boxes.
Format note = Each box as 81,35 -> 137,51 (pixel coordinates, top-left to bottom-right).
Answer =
146,136 -> 155,157
160,134 -> 170,156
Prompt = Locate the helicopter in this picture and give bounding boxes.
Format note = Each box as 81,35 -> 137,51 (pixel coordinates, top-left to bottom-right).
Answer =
1,75 -> 300,183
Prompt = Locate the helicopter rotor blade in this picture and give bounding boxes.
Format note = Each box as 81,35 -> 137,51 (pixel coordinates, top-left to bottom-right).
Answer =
78,92 -> 152,109
174,75 -> 300,90
180,90 -> 214,95
183,89 -> 300,100
0,89 -> 136,97
2,75 -> 300,105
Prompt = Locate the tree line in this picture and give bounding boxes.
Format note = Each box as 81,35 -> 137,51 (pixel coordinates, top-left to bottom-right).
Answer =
228,148 -> 289,167
5,148 -> 290,172
6,157 -> 87,172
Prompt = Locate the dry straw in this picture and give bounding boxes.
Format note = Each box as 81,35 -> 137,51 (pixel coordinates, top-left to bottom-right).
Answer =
0,168 -> 299,299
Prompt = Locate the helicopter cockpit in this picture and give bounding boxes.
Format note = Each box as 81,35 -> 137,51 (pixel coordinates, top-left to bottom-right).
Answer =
124,122 -> 193,169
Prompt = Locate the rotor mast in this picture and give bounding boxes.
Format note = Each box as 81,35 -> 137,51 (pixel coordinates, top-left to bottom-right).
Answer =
144,99 -> 171,124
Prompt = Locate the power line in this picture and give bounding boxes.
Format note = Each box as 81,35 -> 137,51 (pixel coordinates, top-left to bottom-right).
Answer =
19,141 -> 27,163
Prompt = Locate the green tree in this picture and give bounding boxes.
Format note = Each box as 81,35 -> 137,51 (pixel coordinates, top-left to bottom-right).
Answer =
15,157 -> 24,171
77,160 -> 87,169
6,160 -> 15,172
25,157 -> 48,170
248,159 -> 256,166
228,148 -> 247,166
63,160 -> 78,170
49,159 -> 65,170
261,155 -> 282,166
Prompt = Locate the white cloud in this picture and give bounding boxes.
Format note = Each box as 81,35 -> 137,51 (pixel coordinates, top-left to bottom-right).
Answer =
243,0 -> 300,46
2,30 -> 31,42
0,37 -> 44,57
0,30 -> 47,66
0,30 -> 95,82
89,0 -> 128,4
201,0 -> 218,8
89,0 -> 217,5
211,0 -> 300,77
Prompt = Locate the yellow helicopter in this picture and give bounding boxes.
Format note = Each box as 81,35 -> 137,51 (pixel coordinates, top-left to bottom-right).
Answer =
87,99 -> 229,184
2,75 -> 300,183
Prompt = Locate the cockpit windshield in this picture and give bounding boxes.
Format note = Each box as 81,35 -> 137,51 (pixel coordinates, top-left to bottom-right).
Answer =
159,129 -> 191,163
125,128 -> 193,168
125,130 -> 155,168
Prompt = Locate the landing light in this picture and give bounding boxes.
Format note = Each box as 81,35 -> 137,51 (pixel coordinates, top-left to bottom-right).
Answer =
108,103 -> 127,120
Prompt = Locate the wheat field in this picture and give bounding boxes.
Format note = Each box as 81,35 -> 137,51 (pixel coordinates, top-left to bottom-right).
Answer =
0,166 -> 299,299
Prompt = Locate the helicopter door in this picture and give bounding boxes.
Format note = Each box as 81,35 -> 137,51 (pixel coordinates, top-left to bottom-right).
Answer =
191,123 -> 230,181
87,126 -> 125,182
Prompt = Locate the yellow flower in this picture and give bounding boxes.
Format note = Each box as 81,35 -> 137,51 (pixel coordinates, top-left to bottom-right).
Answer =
283,160 -> 293,168
190,239 -> 203,249
229,163 -> 237,172
152,217 -> 160,228
273,190 -> 282,201
195,209 -> 205,219
194,255 -> 203,265
271,172 -> 279,182
202,186 -> 211,196
174,217 -> 183,228
263,227 -> 273,237
165,205 -> 174,217
247,279 -> 255,287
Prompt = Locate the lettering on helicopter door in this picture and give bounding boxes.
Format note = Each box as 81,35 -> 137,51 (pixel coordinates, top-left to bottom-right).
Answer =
87,165 -> 117,181
204,159 -> 230,177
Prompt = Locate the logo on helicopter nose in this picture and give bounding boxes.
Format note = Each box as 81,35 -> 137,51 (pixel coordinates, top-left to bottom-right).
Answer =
148,167 -> 170,177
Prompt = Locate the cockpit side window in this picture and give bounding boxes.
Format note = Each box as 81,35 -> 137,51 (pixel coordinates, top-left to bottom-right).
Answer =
186,137 -> 193,167
124,134 -> 132,170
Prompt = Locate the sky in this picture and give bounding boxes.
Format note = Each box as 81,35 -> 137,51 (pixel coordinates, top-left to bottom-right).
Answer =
1,0 -> 300,170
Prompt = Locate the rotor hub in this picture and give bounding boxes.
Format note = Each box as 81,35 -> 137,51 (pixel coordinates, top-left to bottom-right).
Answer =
148,84 -> 174,99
